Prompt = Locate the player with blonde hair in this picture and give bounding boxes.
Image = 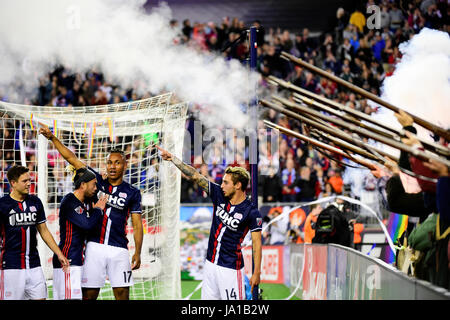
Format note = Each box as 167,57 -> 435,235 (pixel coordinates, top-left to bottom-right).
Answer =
156,145 -> 262,300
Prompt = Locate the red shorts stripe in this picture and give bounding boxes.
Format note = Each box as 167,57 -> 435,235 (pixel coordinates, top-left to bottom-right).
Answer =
237,268 -> 243,300
0,269 -> 4,300
65,271 -> 71,299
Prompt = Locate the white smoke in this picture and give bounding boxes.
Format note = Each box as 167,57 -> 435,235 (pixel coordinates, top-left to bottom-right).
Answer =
377,28 -> 450,142
0,0 -> 259,129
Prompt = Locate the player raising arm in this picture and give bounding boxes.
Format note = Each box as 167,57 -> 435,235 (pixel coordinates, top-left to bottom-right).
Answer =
0,165 -> 69,300
39,125 -> 143,300
156,145 -> 262,300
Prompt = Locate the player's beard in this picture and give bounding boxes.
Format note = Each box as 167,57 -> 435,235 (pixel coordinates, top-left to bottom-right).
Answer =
224,188 -> 235,200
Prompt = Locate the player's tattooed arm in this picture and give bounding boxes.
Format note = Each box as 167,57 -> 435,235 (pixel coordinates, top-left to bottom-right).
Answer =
156,145 -> 209,193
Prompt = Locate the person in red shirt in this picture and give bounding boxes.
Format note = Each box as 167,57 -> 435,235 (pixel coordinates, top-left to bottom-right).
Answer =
328,170 -> 344,194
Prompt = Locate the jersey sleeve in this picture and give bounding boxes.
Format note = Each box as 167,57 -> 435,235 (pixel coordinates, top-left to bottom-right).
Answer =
248,207 -> 263,232
208,181 -> 223,204
129,189 -> 142,214
35,197 -> 47,224
62,197 -> 102,230
88,166 -> 103,183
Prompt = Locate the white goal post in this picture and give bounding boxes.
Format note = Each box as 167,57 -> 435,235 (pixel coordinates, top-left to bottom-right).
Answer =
0,93 -> 187,299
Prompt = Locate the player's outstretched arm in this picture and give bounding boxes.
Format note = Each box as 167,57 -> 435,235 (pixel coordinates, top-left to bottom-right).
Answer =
155,145 -> 209,193
39,123 -> 85,170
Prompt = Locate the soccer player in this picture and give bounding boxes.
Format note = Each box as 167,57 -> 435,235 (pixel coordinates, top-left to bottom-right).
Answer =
52,166 -> 108,300
39,126 -> 143,300
0,165 -> 70,300
156,145 -> 262,300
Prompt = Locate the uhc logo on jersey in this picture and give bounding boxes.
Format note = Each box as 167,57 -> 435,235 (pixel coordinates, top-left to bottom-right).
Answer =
8,209 -> 37,226
98,191 -> 127,210
216,204 -> 242,231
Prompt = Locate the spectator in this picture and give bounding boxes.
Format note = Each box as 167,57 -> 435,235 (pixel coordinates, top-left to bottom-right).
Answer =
319,182 -> 336,198
182,19 -> 193,40
349,8 -> 366,33
267,208 -> 288,245
304,204 -> 322,243
389,3 -> 404,30
288,207 -> 307,244
261,165 -> 282,202
252,20 -> 266,47
328,169 -> 344,194
337,37 -> 353,62
334,7 -> 349,42
371,32 -> 386,61
295,166 -> 317,202
380,5 -> 391,29
280,158 -> 300,202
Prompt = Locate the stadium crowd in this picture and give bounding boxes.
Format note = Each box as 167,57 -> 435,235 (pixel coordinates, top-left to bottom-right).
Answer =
0,0 -> 448,290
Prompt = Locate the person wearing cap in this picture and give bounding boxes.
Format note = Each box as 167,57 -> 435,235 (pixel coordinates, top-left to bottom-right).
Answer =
52,166 -> 108,300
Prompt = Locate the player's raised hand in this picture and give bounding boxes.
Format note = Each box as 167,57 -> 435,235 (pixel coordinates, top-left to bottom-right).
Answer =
93,194 -> 109,210
155,145 -> 173,161
38,122 -> 55,140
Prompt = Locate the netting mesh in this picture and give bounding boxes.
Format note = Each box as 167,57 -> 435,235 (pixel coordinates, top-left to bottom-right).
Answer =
0,93 -> 187,299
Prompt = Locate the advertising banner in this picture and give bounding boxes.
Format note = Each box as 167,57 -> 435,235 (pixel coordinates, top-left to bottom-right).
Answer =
302,244 -> 328,300
327,245 -> 347,300
286,244 -> 449,300
288,244 -> 304,298
243,245 -> 285,284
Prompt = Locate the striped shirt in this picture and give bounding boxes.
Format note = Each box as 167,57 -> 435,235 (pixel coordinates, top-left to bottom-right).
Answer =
86,167 -> 142,249
206,182 -> 262,270
0,195 -> 46,269
53,193 -> 103,268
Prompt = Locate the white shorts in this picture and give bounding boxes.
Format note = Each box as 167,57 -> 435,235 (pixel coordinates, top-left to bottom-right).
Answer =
53,266 -> 83,300
201,260 -> 246,300
81,242 -> 133,288
0,267 -> 47,300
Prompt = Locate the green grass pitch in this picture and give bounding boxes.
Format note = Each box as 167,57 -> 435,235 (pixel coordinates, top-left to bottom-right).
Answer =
47,280 -> 300,300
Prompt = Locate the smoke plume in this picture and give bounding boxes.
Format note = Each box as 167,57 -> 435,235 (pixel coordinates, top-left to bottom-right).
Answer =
377,28 -> 450,142
0,0 -> 259,129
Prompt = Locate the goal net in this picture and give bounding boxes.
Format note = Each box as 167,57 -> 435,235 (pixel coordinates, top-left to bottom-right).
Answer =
0,93 -> 187,299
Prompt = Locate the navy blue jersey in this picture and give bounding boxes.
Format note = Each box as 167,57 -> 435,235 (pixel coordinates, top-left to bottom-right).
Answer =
87,167 -> 142,249
53,193 -> 103,268
0,195 -> 46,270
206,182 -> 262,270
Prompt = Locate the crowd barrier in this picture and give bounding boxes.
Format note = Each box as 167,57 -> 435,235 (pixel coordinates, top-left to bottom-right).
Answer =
243,244 -> 450,300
